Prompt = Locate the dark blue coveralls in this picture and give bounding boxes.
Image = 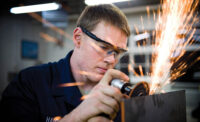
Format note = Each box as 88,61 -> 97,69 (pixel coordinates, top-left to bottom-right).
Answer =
0,51 -> 121,122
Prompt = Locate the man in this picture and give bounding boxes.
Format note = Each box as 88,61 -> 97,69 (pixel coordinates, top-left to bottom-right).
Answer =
0,4 -> 130,122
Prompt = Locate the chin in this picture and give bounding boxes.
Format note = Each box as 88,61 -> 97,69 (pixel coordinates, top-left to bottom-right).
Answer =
90,73 -> 104,83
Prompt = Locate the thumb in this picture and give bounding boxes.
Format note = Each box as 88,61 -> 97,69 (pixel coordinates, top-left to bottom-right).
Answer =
100,69 -> 129,85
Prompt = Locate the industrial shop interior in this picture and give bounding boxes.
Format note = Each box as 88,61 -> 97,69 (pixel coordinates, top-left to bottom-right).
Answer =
0,0 -> 199,122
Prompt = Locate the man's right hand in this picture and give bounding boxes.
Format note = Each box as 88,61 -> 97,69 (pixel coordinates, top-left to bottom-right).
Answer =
60,69 -> 129,122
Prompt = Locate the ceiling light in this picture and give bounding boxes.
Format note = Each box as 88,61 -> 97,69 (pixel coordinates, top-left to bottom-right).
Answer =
134,33 -> 150,41
85,0 -> 131,5
10,2 -> 61,14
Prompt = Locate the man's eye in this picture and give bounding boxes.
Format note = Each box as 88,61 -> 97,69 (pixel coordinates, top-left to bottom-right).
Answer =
100,45 -> 109,50
113,51 -> 119,56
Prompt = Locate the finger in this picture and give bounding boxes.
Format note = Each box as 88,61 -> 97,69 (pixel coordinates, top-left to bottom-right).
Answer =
101,86 -> 123,102
97,102 -> 116,118
123,94 -> 130,99
88,116 -> 111,122
99,92 -> 120,113
110,110 -> 117,120
100,69 -> 129,85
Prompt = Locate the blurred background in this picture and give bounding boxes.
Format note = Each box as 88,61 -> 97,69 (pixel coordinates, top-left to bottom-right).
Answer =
0,0 -> 199,121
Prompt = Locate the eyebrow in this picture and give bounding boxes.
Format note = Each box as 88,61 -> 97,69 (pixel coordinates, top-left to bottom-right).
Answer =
79,26 -> 127,52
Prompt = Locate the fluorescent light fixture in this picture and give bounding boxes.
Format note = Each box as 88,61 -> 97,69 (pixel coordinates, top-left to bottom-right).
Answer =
10,2 -> 61,14
134,33 -> 150,41
85,0 -> 131,5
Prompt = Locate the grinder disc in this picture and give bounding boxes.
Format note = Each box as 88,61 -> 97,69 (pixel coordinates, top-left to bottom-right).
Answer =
129,81 -> 150,97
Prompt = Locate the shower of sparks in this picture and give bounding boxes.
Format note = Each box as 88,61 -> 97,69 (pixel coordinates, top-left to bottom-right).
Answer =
128,59 -> 140,76
59,82 -> 85,87
53,116 -> 62,121
146,6 -> 150,20
150,0 -> 199,94
28,12 -> 73,40
40,32 -> 63,46
80,95 -> 90,100
138,65 -> 144,76
134,24 -> 139,35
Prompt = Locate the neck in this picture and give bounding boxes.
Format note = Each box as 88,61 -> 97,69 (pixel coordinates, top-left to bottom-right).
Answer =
70,51 -> 97,95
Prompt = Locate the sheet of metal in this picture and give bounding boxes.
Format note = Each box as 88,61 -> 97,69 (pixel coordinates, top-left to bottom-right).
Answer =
121,90 -> 186,122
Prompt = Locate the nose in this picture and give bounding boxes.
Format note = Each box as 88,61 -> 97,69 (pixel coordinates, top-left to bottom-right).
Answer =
104,54 -> 116,64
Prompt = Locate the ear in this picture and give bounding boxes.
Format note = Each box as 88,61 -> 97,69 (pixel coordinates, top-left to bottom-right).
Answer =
73,27 -> 82,48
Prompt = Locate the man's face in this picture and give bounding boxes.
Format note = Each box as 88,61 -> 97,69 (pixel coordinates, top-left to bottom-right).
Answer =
75,21 -> 128,83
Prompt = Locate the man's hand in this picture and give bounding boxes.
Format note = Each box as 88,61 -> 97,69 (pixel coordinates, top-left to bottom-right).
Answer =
87,116 -> 112,122
60,69 -> 129,122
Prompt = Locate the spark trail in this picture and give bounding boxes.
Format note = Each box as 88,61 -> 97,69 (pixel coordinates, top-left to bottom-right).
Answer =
150,0 -> 199,94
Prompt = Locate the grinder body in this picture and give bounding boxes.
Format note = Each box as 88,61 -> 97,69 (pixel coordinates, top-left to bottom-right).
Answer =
111,79 -> 149,97
99,79 -> 150,119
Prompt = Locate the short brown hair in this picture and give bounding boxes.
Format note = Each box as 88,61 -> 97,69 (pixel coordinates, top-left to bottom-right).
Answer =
77,4 -> 130,37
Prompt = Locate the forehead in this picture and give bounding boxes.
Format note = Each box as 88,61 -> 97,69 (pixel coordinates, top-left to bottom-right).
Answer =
91,21 -> 128,49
